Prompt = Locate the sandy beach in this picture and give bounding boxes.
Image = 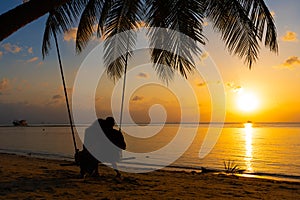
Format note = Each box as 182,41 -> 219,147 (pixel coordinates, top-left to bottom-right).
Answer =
0,153 -> 299,199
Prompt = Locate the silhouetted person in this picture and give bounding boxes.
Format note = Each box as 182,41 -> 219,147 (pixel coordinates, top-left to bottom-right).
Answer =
103,117 -> 126,177
77,117 -> 126,178
77,119 -> 105,178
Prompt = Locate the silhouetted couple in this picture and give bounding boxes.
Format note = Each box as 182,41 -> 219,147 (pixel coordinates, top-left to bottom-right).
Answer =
77,117 -> 126,178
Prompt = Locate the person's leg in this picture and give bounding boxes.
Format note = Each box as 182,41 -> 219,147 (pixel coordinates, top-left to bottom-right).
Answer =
91,160 -> 99,177
112,162 -> 121,177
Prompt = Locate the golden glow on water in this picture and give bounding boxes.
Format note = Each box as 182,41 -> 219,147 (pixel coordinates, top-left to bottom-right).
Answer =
244,123 -> 253,171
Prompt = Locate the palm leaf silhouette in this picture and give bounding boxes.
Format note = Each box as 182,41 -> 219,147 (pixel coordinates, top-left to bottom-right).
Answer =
40,0 -> 278,81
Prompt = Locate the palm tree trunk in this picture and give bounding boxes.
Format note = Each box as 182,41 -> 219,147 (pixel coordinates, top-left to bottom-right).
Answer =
0,0 -> 71,42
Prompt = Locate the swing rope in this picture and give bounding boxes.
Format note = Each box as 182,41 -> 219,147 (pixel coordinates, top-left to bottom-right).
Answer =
119,33 -> 130,131
53,30 -> 78,154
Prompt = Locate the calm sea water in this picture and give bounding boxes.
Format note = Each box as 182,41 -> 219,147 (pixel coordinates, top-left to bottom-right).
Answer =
0,123 -> 300,181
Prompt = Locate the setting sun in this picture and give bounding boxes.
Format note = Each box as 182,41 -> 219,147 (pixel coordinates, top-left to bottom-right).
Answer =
236,91 -> 260,112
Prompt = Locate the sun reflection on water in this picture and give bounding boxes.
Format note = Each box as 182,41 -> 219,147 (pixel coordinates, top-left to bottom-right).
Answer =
244,122 -> 253,172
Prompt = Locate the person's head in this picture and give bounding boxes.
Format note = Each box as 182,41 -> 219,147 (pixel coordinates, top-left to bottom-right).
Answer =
105,117 -> 115,128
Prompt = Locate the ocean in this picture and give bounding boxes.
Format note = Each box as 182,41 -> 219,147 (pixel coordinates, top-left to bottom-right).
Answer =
0,122 -> 299,182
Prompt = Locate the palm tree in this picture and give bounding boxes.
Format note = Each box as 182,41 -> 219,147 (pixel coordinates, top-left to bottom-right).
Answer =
0,0 -> 72,41
41,0 -> 278,80
0,0 -> 278,77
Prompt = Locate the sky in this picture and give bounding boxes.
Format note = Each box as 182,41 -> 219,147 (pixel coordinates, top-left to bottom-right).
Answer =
0,0 -> 300,124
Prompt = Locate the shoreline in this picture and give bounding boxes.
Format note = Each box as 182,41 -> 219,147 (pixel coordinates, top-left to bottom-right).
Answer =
1,149 -> 300,183
1,153 -> 299,199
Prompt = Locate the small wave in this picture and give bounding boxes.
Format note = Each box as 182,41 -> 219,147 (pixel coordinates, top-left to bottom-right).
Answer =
0,148 -> 73,161
242,172 -> 300,183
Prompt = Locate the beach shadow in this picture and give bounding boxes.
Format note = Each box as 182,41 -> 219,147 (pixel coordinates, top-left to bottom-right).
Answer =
0,176 -> 77,196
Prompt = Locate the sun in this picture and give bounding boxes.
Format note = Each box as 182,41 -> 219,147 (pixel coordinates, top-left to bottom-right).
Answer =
236,91 -> 259,112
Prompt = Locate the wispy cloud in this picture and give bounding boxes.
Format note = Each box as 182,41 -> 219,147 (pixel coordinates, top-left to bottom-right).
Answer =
270,11 -> 276,18
0,78 -> 9,91
131,95 -> 144,102
0,78 -> 11,95
16,80 -> 31,92
137,72 -> 149,79
28,47 -> 33,54
275,56 -> 300,69
59,86 -> 73,97
52,94 -> 63,100
197,82 -> 206,87
64,27 -> 78,42
2,43 -> 22,53
27,57 -> 39,63
64,26 -> 100,43
281,31 -> 298,42
200,51 -> 209,60
47,94 -> 64,106
227,82 -> 242,93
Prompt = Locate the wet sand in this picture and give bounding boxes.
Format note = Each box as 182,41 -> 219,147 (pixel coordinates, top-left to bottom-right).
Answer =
0,153 -> 299,199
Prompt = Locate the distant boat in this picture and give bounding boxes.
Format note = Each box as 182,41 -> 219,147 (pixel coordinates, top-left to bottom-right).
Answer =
246,120 -> 252,123
13,120 -> 28,126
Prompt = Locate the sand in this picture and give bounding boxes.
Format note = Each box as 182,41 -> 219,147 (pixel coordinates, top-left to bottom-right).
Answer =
0,153 -> 299,199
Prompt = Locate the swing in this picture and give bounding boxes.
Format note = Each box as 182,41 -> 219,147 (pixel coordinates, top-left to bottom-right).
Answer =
53,30 -> 131,168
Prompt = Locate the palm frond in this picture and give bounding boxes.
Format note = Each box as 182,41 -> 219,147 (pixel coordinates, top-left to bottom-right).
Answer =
248,0 -> 278,52
146,0 -> 206,79
42,0 -> 88,57
96,0 -> 112,37
205,0 -> 278,68
76,0 -> 107,53
103,0 -> 144,80
145,0 -> 173,28
104,31 -> 136,81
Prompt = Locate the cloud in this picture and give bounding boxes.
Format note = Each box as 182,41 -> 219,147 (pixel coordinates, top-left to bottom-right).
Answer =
96,96 -> 104,102
0,78 -> 31,94
281,31 -> 298,42
0,101 -> 69,124
200,51 -> 209,60
64,26 -> 100,43
202,18 -> 209,26
275,56 -> 300,69
47,94 -> 64,106
27,57 -> 39,63
131,95 -> 144,102
197,82 -> 206,87
64,27 -> 78,42
227,82 -> 242,93
0,78 -> 10,91
137,72 -> 149,79
28,47 -> 33,54
0,78 -> 12,95
270,11 -> 276,18
58,86 -> 73,97
52,94 -> 63,100
16,80 -> 31,92
2,43 -> 22,53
